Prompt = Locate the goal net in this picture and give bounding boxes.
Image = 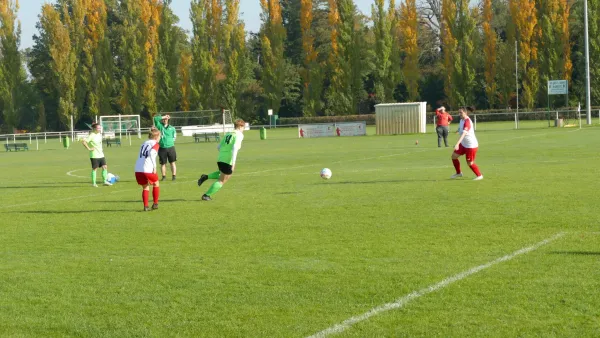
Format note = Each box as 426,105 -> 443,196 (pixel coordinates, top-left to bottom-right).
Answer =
161,109 -> 234,136
99,115 -> 142,139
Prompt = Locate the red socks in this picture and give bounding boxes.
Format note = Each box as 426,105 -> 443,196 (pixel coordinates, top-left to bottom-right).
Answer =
153,186 -> 160,204
142,190 -> 149,207
469,163 -> 482,177
452,159 -> 461,174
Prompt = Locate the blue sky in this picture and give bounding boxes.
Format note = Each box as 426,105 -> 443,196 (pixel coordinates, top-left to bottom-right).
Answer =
18,0 -> 375,50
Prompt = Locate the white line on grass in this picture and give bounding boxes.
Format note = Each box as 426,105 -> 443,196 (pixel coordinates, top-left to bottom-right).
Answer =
66,168 -> 89,178
307,232 -> 566,338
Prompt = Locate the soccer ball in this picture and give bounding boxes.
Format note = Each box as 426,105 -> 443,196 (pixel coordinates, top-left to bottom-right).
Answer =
320,168 -> 332,180
106,173 -> 119,184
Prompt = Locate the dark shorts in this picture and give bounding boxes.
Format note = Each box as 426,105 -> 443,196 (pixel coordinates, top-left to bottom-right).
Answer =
90,157 -> 107,169
158,146 -> 177,165
217,162 -> 233,175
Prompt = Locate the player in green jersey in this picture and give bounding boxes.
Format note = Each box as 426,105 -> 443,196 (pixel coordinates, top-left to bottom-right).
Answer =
153,114 -> 178,181
197,119 -> 246,201
82,123 -> 111,187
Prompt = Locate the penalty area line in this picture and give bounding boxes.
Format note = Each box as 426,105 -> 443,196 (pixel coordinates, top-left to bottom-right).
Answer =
307,232 -> 566,338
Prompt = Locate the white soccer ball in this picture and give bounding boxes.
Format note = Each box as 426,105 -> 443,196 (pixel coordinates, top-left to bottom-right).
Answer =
320,168 -> 332,180
107,173 -> 119,184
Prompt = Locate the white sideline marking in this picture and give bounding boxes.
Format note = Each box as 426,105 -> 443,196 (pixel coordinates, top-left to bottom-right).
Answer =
307,232 -> 566,338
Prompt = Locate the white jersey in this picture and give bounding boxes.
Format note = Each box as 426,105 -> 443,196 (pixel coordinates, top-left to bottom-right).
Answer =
458,117 -> 478,148
135,140 -> 160,173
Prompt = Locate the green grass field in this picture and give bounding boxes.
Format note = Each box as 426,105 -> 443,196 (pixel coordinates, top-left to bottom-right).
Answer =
1,126 -> 600,337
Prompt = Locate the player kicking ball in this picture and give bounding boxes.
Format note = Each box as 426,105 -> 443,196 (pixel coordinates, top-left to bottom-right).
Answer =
135,128 -> 162,211
197,119 -> 246,201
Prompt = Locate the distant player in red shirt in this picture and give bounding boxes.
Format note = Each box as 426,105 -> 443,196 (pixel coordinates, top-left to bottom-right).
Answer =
450,106 -> 483,180
435,105 -> 453,147
135,128 -> 161,211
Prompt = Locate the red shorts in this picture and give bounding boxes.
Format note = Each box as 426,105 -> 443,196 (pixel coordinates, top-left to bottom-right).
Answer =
454,144 -> 478,162
135,172 -> 159,185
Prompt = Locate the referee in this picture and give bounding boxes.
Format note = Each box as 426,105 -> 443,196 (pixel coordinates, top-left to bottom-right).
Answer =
153,114 -> 177,181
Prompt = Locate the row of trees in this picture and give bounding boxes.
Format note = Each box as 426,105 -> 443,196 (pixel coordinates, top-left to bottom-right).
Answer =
0,0 -> 597,132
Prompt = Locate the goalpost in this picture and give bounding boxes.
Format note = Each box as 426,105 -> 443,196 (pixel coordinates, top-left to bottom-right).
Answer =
99,115 -> 142,139
160,109 -> 234,136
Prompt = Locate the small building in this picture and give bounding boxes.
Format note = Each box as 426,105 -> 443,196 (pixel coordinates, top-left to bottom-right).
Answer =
375,102 -> 427,135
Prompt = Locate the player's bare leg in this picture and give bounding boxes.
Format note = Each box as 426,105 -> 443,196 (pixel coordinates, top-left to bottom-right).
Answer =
161,164 -> 167,181
171,162 -> 177,181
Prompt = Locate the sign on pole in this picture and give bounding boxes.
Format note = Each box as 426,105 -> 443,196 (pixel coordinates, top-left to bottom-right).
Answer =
548,80 -> 568,95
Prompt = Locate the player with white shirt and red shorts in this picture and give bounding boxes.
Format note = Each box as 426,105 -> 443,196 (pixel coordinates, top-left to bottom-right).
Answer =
450,106 -> 483,180
135,128 -> 161,211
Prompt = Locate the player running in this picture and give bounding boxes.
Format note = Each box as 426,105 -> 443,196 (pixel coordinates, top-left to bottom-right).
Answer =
135,128 -> 162,211
450,106 -> 483,180
197,119 -> 246,201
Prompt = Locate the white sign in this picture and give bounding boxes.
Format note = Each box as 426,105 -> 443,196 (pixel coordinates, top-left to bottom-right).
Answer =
334,122 -> 367,137
298,124 -> 335,138
298,122 -> 367,138
548,80 -> 568,95
268,109 -> 273,116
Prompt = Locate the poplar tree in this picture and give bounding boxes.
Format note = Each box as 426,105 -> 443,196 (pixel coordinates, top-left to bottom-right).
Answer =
260,0 -> 287,114
399,0 -> 419,101
0,0 -> 24,129
482,0 -> 497,107
510,0 -> 539,109
299,0 -> 322,116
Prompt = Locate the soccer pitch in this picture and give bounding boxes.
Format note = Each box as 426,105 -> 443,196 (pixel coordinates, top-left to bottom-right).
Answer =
1,126 -> 599,336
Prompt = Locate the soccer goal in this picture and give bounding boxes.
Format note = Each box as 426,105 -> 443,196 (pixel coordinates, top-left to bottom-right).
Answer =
99,115 -> 142,139
161,109 -> 234,136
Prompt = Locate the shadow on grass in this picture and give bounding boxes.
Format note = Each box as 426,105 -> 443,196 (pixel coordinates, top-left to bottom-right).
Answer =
319,179 -> 441,184
10,210 -> 132,214
95,199 -> 189,203
0,185 -> 79,189
549,251 -> 600,256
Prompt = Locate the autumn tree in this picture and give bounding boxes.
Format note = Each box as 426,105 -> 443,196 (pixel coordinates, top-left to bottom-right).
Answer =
482,0 -> 497,107
372,0 -> 392,102
399,0 -> 419,101
260,0 -> 287,114
510,0 -> 539,109
442,0 -> 477,107
40,3 -> 77,128
222,0 -> 246,115
299,0 -> 322,116
0,0 -> 25,130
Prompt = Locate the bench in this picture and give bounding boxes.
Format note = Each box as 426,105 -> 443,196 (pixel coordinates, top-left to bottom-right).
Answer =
4,143 -> 29,151
105,138 -> 121,147
193,133 -> 221,143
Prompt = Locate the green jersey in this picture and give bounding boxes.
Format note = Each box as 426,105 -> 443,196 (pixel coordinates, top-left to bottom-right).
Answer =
153,115 -> 176,148
85,132 -> 104,158
218,130 -> 244,165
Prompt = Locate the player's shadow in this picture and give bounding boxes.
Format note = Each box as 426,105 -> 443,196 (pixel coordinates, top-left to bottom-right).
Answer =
96,199 -> 189,203
0,185 -> 76,189
549,251 -> 600,256
320,179 -> 440,184
11,210 -> 132,214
